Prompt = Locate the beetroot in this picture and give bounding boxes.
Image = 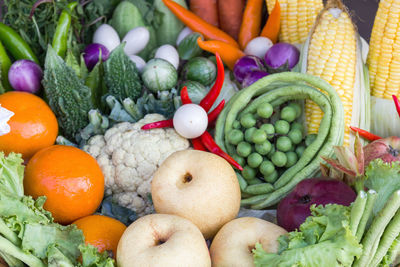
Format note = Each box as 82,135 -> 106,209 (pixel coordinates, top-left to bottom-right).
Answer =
277,177 -> 356,232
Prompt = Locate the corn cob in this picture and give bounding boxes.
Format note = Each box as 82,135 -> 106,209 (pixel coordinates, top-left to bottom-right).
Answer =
301,0 -> 369,147
265,0 -> 323,44
368,0 -> 400,100
367,0 -> 400,138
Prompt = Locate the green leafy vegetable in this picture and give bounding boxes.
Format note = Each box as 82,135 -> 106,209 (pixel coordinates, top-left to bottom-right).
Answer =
253,204 -> 362,267
43,45 -> 94,140
364,159 -> 400,216
104,43 -> 143,101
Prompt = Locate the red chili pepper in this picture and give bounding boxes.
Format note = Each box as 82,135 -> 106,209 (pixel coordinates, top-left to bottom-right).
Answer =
199,53 -> 224,112
207,100 -> 225,125
200,131 -> 243,170
180,86 -> 192,104
392,95 -> 400,119
350,126 -> 382,141
191,137 -> 207,151
141,119 -> 173,130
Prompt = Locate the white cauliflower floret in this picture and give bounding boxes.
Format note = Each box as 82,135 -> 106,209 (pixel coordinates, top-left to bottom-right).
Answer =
83,114 -> 190,217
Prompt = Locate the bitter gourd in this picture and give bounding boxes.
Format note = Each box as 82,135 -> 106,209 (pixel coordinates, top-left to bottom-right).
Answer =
104,43 -> 143,101
42,46 -> 94,140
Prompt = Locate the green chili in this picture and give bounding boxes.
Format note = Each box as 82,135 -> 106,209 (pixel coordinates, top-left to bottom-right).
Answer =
0,23 -> 39,64
0,41 -> 12,91
52,2 -> 78,58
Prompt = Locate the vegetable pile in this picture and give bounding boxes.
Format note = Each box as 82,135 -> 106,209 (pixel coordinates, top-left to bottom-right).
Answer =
2,0 -> 400,266
216,72 -> 344,208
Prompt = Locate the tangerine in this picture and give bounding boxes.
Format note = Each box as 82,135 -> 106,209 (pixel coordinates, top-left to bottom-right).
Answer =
73,214 -> 127,259
0,91 -> 58,160
24,145 -> 104,224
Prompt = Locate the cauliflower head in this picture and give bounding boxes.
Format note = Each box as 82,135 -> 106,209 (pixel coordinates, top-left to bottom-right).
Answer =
83,114 -> 190,217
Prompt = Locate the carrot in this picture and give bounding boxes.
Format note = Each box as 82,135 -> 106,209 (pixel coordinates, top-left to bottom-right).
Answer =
162,0 -> 239,47
238,0 -> 264,49
197,37 -> 245,70
260,0 -> 281,43
218,0 -> 245,41
189,0 -> 219,27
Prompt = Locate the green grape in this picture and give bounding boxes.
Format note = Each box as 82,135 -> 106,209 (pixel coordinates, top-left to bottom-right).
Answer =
291,122 -> 303,132
276,136 -> 292,152
247,153 -> 263,168
257,102 -> 274,119
227,129 -> 244,145
288,129 -> 303,145
242,165 -> 257,180
255,140 -> 272,155
252,129 -> 267,144
280,106 -> 297,122
240,113 -> 257,128
264,170 -> 279,183
245,127 -> 257,142
260,160 -> 275,176
260,123 -> 275,139
237,141 -> 252,157
275,120 -> 290,135
271,151 -> 287,167
288,102 -> 302,118
232,120 -> 241,129
285,151 -> 298,168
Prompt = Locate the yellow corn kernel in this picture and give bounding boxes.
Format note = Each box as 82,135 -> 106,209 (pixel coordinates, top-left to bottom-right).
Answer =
305,8 -> 356,147
266,0 -> 323,44
368,0 -> 400,99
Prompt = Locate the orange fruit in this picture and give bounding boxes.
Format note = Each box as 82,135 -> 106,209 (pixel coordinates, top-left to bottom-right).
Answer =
24,145 -> 104,224
73,214 -> 127,259
0,91 -> 58,160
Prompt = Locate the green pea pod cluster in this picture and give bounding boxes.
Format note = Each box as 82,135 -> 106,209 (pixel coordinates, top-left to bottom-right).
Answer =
215,72 -> 345,209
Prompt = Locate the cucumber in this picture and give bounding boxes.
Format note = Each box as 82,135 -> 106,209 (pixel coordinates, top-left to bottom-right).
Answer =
177,33 -> 203,60
111,1 -> 145,39
182,57 -> 217,86
179,81 -> 208,104
153,0 -> 188,46
141,58 -> 178,92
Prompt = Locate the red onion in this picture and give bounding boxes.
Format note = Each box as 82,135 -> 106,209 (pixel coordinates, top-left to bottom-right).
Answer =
277,177 -> 356,232
264,43 -> 300,71
8,59 -> 43,94
233,56 -> 264,84
83,43 -> 110,71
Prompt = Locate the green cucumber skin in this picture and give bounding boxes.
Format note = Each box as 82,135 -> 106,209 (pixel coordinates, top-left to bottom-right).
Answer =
153,0 -> 188,46
214,72 -> 344,209
111,1 -> 146,39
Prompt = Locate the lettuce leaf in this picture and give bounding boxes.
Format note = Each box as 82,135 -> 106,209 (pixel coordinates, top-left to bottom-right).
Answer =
0,152 -> 24,197
79,244 -> 115,267
364,159 -> 400,215
253,204 -> 362,267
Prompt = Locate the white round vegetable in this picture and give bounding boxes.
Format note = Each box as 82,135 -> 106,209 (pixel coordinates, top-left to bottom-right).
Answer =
244,37 -> 274,58
128,55 -> 146,73
155,44 -> 180,69
93,24 -> 121,52
173,104 -> 208,139
176,27 -> 193,46
122,27 -> 150,56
